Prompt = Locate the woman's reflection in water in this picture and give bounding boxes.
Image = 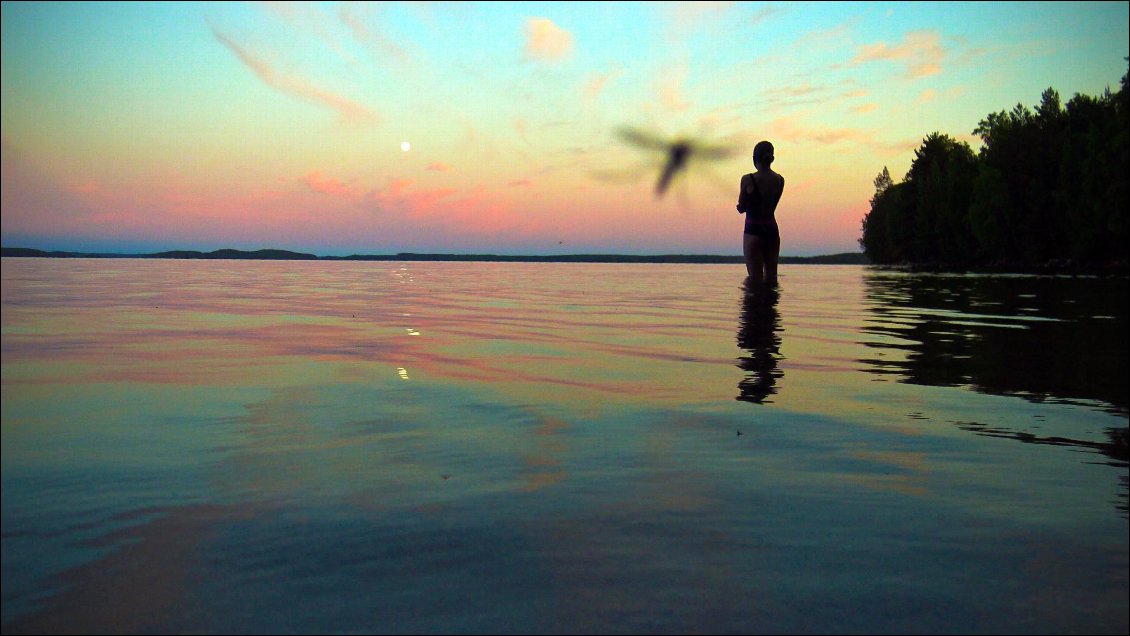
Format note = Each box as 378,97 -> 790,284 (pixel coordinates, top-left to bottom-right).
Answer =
736,281 -> 783,403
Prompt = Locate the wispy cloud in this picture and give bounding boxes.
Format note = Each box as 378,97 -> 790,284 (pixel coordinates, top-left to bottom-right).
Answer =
513,117 -> 530,145
755,81 -> 867,112
656,64 -> 692,112
771,115 -> 875,147
209,22 -> 378,124
426,162 -> 451,172
1,138 -> 95,235
661,1 -> 735,41
385,177 -> 413,198
363,177 -> 460,220
780,83 -> 821,98
749,3 -> 786,28
259,1 -> 357,66
299,171 -> 355,196
524,17 -> 573,62
851,30 -> 946,78
794,21 -> 854,51
68,180 -> 105,195
810,128 -> 874,145
584,66 -> 623,101
337,3 -> 414,69
357,178 -> 528,241
364,179 -> 417,215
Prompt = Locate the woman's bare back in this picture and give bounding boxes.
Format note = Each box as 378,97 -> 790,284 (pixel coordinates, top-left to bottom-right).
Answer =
746,170 -> 785,221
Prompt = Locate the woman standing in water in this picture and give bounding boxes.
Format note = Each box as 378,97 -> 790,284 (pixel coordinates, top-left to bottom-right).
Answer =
737,141 -> 785,285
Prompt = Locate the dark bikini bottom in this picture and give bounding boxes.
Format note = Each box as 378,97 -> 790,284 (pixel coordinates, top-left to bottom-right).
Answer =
744,222 -> 779,242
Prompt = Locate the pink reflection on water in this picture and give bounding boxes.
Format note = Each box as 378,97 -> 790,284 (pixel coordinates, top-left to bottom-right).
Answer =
3,258 -> 761,405
2,259 -> 420,386
2,259 -> 891,416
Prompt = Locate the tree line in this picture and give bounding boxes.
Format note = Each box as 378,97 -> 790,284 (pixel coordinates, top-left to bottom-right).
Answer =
860,64 -> 1128,269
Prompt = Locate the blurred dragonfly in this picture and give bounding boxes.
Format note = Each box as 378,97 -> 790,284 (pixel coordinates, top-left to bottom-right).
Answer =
593,126 -> 741,201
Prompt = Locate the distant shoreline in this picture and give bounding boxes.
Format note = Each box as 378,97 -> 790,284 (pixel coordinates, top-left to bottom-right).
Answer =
1,247 -> 870,265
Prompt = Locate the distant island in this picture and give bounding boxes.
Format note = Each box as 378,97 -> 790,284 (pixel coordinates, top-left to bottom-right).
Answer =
1,247 -> 870,265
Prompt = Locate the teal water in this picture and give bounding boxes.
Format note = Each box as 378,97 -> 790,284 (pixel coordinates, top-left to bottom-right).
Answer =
2,259 -> 1127,633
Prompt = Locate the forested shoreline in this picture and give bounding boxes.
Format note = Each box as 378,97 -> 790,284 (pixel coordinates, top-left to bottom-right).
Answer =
860,65 -> 1128,273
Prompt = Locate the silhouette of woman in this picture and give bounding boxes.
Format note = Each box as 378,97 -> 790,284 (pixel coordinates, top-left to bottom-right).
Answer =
736,282 -> 783,403
737,141 -> 785,285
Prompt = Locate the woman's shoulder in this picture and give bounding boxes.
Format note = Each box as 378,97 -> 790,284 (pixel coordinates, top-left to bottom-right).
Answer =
754,170 -> 784,192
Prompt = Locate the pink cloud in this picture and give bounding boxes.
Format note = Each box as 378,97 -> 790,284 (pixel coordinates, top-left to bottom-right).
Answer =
7,170 -> 309,247
524,18 -> 573,62
771,116 -> 874,146
875,138 -> 924,156
508,179 -> 532,187
299,171 -> 355,196
444,187 -> 517,234
364,177 -> 456,217
851,30 -> 945,78
209,23 -> 378,124
357,178 -> 531,239
426,162 -> 451,172
2,139 -> 95,236
387,177 -> 413,197
68,180 -> 105,195
915,89 -> 936,104
810,129 -> 871,145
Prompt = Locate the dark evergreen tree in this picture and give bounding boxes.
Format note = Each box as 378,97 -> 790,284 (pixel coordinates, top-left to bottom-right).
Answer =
903,133 -> 977,264
859,63 -> 1128,270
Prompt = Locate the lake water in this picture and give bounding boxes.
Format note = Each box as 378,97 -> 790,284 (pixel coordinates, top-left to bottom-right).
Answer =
2,258 -> 1127,634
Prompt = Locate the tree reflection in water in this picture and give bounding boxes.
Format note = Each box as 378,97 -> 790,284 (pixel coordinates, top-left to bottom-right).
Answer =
859,271 -> 1128,415
859,270 -> 1129,516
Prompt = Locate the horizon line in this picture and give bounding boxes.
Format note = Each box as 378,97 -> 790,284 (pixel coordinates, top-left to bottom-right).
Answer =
1,245 -> 868,262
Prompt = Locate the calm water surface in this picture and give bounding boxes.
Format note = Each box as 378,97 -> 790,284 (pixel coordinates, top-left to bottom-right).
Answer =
2,258 -> 1127,634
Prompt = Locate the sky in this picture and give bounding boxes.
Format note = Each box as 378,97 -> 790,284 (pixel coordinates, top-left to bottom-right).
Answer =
2,1 -> 1127,256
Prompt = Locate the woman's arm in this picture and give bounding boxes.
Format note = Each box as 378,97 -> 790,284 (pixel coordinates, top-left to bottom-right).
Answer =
736,174 -> 751,213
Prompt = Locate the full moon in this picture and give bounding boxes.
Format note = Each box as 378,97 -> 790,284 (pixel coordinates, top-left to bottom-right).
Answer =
400,141 -> 411,152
